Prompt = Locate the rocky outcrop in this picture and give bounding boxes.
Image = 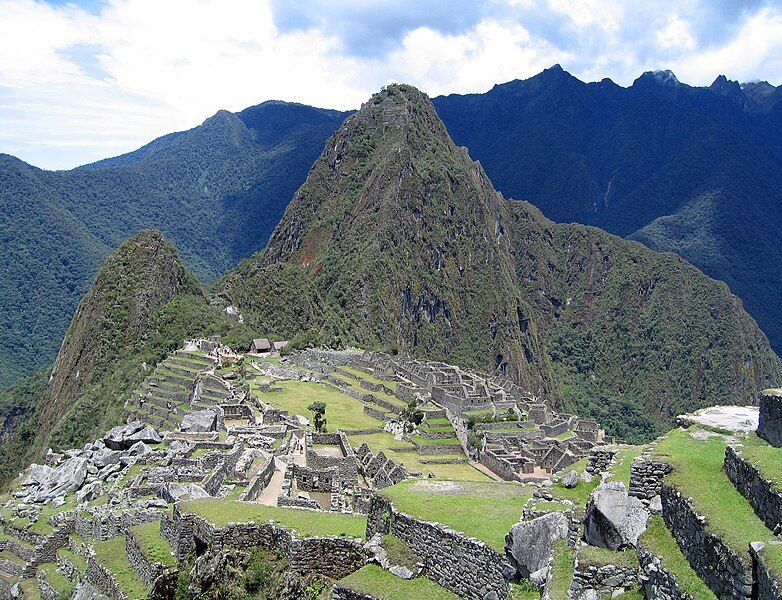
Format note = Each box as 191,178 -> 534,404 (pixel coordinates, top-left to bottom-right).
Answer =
584,482 -> 649,550
103,422 -> 161,450
506,511 -> 569,579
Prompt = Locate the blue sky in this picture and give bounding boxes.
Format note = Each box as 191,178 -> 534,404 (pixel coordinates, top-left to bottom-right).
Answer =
1,0 -> 781,170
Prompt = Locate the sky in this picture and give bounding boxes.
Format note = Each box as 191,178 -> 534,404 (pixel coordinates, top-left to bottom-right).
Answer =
1,0 -> 782,170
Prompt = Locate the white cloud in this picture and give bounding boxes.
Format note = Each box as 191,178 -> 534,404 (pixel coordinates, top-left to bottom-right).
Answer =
0,0 -> 781,169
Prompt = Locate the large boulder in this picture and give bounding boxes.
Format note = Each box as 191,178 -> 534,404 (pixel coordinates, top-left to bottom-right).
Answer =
21,463 -> 53,487
104,422 -> 161,450
181,410 -> 217,432
759,390 -> 782,448
35,456 -> 88,502
506,511 -> 569,577
158,482 -> 210,503
584,482 -> 649,550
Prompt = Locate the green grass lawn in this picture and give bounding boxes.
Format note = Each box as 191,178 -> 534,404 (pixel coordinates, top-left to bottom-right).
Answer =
547,540 -> 574,600
130,522 -> 176,566
18,579 -> 41,600
348,432 -> 489,481
578,544 -> 638,569
381,480 -> 531,552
408,434 -> 460,446
92,537 -> 148,600
58,547 -> 87,572
338,564 -> 458,599
37,562 -> 74,597
255,380 -> 381,430
737,433 -> 782,490
639,516 -> 716,599
551,458 -> 599,507
653,428 -> 778,565
606,446 -> 643,487
179,499 -> 367,539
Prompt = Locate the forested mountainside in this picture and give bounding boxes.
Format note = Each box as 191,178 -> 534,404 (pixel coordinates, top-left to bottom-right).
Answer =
0,230 -> 254,484
432,65 -> 782,352
0,102 -> 347,389
218,84 -> 782,440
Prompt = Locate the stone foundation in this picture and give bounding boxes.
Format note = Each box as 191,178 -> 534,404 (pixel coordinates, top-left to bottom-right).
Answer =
629,458 -> 672,507
637,545 -> 697,599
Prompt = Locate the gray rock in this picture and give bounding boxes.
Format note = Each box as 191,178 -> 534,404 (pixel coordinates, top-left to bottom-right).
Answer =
563,470 -> 580,488
104,422 -> 161,450
158,482 -> 210,503
21,463 -> 53,487
76,481 -> 103,503
181,410 -> 217,432
34,456 -> 88,502
529,567 -> 548,588
506,511 -> 569,577
389,565 -> 415,579
584,482 -> 649,550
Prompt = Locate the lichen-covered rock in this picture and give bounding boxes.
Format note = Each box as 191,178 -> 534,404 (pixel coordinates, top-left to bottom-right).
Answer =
584,482 -> 648,550
181,410 -> 217,432
33,456 -> 88,502
506,511 -> 569,577
563,470 -> 580,489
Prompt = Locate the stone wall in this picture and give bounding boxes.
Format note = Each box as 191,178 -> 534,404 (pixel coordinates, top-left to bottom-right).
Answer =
661,484 -> 754,599
73,507 -> 164,541
87,553 -> 127,600
570,552 -> 638,599
749,541 -> 782,600
365,495 -> 514,600
331,585 -> 375,600
629,459 -> 672,508
724,444 -> 782,532
758,390 -> 782,448
241,456 -> 276,502
37,574 -> 59,600
172,509 -> 367,579
479,449 -> 521,482
125,526 -> 167,587
637,545 -> 697,600
585,448 -> 616,475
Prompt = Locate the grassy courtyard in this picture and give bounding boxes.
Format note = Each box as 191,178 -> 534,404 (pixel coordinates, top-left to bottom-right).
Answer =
179,499 -> 367,539
254,379 -> 381,430
381,479 -> 531,552
337,564 -> 458,599
347,432 -> 489,481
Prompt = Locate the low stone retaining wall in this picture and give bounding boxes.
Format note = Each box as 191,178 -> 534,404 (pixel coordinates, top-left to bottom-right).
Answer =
661,484 -> 754,599
0,537 -> 35,562
637,545 -> 696,599
366,495 -> 514,599
570,555 -> 638,599
724,445 -> 782,532
73,507 -> 163,541
629,458 -> 672,507
87,553 -> 126,600
410,441 -> 463,455
37,574 -> 59,600
57,551 -> 82,582
125,526 -> 167,587
585,448 -> 616,475
750,542 -> 782,600
170,508 -> 367,579
363,406 -> 391,423
331,585 -> 375,600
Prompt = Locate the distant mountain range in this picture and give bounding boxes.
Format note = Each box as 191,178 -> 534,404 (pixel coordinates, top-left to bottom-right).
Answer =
433,65 -> 782,355
1,65 -> 781,393
0,102 -> 348,387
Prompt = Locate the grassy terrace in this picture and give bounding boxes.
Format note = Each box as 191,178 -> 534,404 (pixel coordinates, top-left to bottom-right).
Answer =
578,544 -> 637,569
639,516 -> 717,599
130,522 -> 176,566
547,540 -> 574,600
551,458 -> 599,507
348,432 -> 488,481
653,428 -> 782,573
606,446 -> 643,487
179,499 -> 367,539
37,562 -> 74,597
338,564 -> 458,599
339,365 -> 396,388
253,379 -> 381,430
58,547 -> 87,572
408,434 -> 460,446
18,579 -> 41,600
93,537 -> 148,600
332,373 -> 408,408
381,480 -> 531,552
737,433 -> 782,489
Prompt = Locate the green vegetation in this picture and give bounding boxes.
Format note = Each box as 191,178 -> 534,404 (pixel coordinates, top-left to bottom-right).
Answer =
551,458 -> 599,507
18,579 -> 41,600
307,401 -> 327,433
37,562 -> 75,598
338,564 -> 458,600
179,499 -> 367,538
653,428 -> 780,566
256,380 -> 380,431
737,433 -> 782,489
347,432 -> 488,481
639,516 -> 717,599
381,479 -> 530,552
547,540 -> 574,600
130,521 -> 176,566
606,446 -> 643,487
58,546 -> 88,573
93,536 -> 148,599
381,534 -> 419,570
578,544 -> 638,569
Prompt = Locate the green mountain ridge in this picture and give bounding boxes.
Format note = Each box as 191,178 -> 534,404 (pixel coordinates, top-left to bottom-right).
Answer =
0,101 -> 347,389
217,84 -> 782,438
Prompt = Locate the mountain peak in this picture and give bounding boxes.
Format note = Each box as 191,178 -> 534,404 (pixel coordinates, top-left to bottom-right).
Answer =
634,69 -> 681,88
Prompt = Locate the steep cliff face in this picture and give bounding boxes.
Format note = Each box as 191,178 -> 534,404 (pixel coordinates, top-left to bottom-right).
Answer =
220,85 -> 781,438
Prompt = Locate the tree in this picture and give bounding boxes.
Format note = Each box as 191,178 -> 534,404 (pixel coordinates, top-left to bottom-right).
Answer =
307,401 -> 327,433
